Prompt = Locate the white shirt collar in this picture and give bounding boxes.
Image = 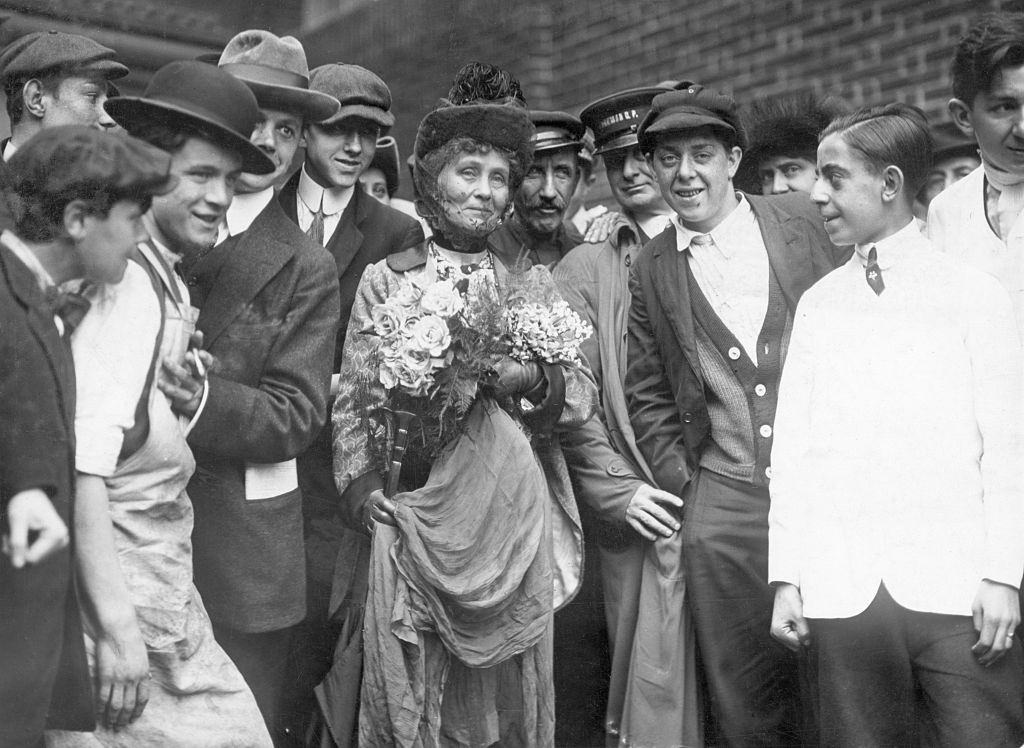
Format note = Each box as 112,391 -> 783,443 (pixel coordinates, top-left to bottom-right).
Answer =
297,165 -> 354,217
674,193 -> 752,256
226,187 -> 274,237
854,219 -> 922,270
3,139 -> 16,162
1,230 -> 54,291
636,211 -> 672,240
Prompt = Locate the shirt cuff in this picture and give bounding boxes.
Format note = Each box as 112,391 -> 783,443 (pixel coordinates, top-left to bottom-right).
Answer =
983,556 -> 1024,591
183,379 -> 210,437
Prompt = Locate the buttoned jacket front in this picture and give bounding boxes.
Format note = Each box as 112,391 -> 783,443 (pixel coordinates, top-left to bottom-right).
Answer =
186,198 -> 340,633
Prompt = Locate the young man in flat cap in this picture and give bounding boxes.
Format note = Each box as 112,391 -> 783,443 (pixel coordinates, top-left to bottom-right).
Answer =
0,30 -> 127,159
740,92 -> 847,197
553,84 -> 702,748
0,125 -> 174,748
148,31 -> 342,743
276,61 -> 422,743
490,109 -> 586,268
626,84 -> 842,746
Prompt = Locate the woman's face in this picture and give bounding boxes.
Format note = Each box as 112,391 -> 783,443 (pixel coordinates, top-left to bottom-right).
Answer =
436,148 -> 510,234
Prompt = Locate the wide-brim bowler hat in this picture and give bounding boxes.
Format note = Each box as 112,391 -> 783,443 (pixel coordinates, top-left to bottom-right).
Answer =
105,60 -> 275,174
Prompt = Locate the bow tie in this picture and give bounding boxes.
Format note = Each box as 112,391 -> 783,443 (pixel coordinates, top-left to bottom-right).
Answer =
45,285 -> 92,334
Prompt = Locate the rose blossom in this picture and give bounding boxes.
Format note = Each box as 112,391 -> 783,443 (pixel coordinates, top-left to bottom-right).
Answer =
420,279 -> 464,317
393,280 -> 423,308
370,301 -> 406,336
409,315 -> 451,357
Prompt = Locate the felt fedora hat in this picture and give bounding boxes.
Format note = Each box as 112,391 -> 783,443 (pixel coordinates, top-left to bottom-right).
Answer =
218,30 -> 338,123
105,60 -> 274,174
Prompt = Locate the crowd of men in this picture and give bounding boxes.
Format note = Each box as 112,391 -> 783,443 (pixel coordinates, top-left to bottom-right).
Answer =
0,9 -> 1023,748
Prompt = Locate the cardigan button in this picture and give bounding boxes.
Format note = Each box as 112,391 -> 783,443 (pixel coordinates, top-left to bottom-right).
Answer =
759,424 -> 773,438
728,346 -> 741,360
754,384 -> 767,397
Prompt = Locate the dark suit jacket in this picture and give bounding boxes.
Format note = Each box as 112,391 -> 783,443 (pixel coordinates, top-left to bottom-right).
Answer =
278,173 -> 423,585
0,244 -> 92,738
185,198 -> 341,633
626,192 -> 845,499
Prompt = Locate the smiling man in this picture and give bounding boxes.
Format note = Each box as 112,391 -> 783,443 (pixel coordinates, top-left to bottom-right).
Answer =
490,109 -> 586,268
139,32 -> 343,743
0,31 -> 128,160
624,84 -> 841,746
928,12 -> 1024,335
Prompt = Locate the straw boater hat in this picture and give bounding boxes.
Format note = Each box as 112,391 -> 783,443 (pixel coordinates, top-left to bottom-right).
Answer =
105,60 -> 274,175
218,30 -> 338,123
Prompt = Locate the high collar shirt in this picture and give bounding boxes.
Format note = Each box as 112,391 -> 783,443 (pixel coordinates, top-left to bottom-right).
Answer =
674,194 -> 769,364
928,165 -> 1024,337
218,187 -> 274,244
296,165 -> 353,246
769,221 -> 1024,619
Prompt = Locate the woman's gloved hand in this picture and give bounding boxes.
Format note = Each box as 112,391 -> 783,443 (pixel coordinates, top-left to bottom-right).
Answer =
489,357 -> 544,398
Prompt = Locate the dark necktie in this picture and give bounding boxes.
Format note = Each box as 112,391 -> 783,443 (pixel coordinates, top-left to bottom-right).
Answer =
865,246 -> 885,296
306,205 -> 326,246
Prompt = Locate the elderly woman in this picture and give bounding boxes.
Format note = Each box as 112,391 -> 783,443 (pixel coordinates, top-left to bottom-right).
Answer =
331,68 -> 596,746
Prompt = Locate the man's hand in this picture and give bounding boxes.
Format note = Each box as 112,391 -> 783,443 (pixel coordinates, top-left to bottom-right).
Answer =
3,488 -> 68,567
771,583 -> 811,652
582,210 -> 622,244
94,620 -> 150,730
366,488 -> 397,529
971,579 -> 1020,666
157,343 -> 213,419
624,484 -> 682,541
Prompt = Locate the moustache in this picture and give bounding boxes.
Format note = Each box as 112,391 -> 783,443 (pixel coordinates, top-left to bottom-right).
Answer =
522,195 -> 567,212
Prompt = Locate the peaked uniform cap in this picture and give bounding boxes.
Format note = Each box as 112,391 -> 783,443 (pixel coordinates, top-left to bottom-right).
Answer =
638,84 -> 747,152
529,109 -> 585,153
580,85 -> 673,155
218,30 -> 339,123
309,63 -> 394,130
0,31 -> 128,82
105,60 -> 274,174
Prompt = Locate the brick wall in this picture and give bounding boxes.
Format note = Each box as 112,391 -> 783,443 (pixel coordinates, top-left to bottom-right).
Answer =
300,0 -> 1016,199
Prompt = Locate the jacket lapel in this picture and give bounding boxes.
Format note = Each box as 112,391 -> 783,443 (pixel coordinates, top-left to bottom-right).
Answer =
325,189 -> 365,280
197,201 -> 295,346
748,195 -> 818,312
1,248 -> 74,428
649,229 -> 701,383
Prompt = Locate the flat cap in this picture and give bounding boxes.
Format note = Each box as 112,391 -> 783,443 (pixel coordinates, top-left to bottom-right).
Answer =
309,64 -> 394,131
0,31 -> 128,83
530,110 -> 585,153
7,125 -> 175,202
638,84 -> 747,153
580,85 -> 673,155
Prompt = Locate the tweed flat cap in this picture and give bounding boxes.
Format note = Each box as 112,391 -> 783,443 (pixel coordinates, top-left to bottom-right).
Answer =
8,125 -> 175,202
638,84 -> 747,152
0,31 -> 128,82
309,64 -> 394,130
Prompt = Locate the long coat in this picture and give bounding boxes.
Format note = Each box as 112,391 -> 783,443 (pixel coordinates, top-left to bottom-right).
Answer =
626,192 -> 844,499
185,199 -> 340,633
0,243 -> 93,743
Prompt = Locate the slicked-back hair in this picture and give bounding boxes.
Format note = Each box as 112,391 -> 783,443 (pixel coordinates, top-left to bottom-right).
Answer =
820,103 -> 933,196
951,12 -> 1024,106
